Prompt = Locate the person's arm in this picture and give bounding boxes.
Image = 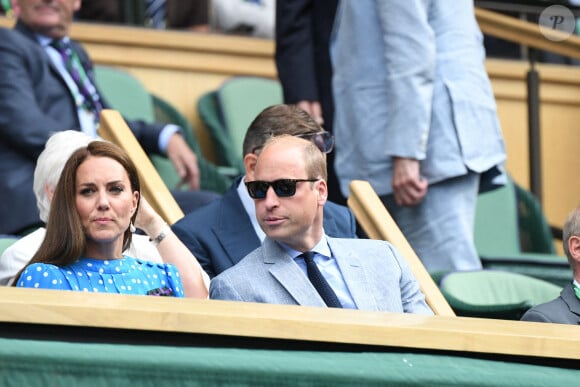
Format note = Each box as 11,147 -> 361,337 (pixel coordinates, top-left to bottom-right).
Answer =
377,2 -> 434,205
520,307 -> 554,323
0,29 -> 74,160
209,273 -> 243,301
391,157 -> 428,206
387,243 -> 434,315
15,263 -> 72,290
165,132 -> 201,190
134,196 -> 209,298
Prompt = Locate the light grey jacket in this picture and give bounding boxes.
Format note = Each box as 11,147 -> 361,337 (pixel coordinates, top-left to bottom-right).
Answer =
331,0 -> 506,196
210,236 -> 433,314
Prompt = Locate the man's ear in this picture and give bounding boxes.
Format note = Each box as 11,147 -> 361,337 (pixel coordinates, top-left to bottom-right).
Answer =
569,235 -> 580,261
243,153 -> 258,180
316,179 -> 328,206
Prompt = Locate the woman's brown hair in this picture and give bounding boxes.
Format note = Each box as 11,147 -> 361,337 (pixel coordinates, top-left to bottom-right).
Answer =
13,141 -> 140,285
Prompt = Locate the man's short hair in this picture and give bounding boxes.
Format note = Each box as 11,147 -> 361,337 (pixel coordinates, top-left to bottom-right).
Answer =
562,206 -> 580,263
242,104 -> 324,156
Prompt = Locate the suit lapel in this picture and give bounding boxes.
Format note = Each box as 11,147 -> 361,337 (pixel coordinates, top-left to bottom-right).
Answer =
15,21 -> 60,74
263,239 -> 326,307
212,182 -> 261,267
14,20 -> 77,101
328,238 -> 379,311
561,283 -> 580,323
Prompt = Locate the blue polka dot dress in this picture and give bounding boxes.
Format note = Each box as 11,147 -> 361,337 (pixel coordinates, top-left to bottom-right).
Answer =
16,256 -> 184,297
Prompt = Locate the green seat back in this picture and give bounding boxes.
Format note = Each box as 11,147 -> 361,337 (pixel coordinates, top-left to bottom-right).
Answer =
94,66 -> 155,122
474,175 -> 570,287
216,76 -> 283,170
440,270 -> 562,320
515,183 -> 556,254
474,177 -> 521,257
197,91 -> 240,172
152,94 -> 233,193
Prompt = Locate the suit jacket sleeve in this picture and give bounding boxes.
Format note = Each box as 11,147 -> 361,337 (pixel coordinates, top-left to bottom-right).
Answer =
209,273 -> 244,301
0,28 -> 76,160
520,308 -> 553,323
389,243 -> 433,315
376,1 -> 434,160
275,0 -> 319,103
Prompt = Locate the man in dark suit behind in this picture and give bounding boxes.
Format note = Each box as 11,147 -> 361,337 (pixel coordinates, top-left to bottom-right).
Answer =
275,0 -> 345,205
0,0 -> 213,235
172,104 -> 357,278
521,206 -> 580,325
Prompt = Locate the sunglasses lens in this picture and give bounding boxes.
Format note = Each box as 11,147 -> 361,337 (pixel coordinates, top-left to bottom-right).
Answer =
272,179 -> 296,197
323,134 -> 335,153
247,181 -> 268,199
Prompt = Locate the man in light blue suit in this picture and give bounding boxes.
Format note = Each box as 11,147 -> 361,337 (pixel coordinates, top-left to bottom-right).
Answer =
210,135 -> 432,314
331,1 -> 507,272
172,105 -> 357,278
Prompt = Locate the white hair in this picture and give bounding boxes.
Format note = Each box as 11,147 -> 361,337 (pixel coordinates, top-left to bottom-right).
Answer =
33,131 -> 96,222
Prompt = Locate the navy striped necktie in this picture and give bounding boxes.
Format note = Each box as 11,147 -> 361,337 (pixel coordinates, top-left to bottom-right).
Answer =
146,0 -> 166,29
300,251 -> 342,308
50,39 -> 102,116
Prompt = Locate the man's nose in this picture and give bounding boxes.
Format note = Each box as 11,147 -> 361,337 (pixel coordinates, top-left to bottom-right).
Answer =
263,186 -> 279,208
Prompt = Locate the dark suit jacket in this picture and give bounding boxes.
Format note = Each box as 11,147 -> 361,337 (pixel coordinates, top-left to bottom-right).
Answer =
521,283 -> 580,325
275,0 -> 347,205
0,21 -> 164,234
275,0 -> 338,132
172,177 -> 357,278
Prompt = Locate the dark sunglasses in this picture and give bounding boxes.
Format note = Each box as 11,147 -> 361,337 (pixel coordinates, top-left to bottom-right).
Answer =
295,131 -> 335,154
245,179 -> 319,199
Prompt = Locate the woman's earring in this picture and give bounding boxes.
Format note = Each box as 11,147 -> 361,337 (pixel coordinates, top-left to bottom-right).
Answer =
130,222 -> 136,233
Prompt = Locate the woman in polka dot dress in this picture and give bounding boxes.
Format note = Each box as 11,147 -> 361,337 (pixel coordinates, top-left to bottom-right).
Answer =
14,141 -> 208,298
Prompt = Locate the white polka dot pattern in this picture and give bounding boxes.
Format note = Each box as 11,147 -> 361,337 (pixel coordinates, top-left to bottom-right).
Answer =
16,257 -> 183,297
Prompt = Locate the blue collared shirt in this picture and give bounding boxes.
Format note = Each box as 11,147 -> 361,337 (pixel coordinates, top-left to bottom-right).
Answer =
283,236 -> 357,309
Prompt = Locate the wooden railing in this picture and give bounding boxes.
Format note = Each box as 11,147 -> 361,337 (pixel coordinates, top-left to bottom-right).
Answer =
1,286 -> 578,360
476,7 -> 580,59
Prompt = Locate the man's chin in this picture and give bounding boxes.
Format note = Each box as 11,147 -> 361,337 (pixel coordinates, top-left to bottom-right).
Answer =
32,21 -> 67,38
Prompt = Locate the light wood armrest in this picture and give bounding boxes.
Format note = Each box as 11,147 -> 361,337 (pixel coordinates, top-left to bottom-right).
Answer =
348,180 -> 455,317
98,109 -> 184,224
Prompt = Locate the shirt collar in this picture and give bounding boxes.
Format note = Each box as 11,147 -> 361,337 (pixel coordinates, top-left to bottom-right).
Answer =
37,34 -> 70,47
279,234 -> 332,260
